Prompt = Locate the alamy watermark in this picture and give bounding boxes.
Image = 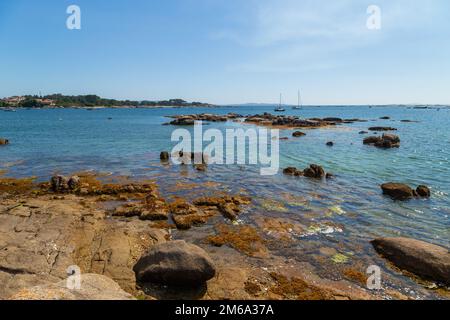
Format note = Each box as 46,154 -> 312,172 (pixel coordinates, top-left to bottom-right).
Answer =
366,265 -> 382,290
367,5 -> 382,30
66,5 -> 81,30
171,121 -> 280,176
66,265 -> 82,290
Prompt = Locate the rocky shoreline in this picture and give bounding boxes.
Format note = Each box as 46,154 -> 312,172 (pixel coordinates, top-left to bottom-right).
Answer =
0,170 -> 448,301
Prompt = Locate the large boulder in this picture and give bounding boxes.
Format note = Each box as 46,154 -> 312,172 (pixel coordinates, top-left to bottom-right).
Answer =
9,274 -> 135,300
133,240 -> 216,286
371,238 -> 450,285
381,183 -> 414,200
0,138 -> 9,145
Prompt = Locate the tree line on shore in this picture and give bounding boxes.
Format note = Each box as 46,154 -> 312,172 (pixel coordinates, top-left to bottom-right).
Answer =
1,94 -> 213,108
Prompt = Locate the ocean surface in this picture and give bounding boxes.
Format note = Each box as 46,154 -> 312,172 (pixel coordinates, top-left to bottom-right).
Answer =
1,105 -> 449,297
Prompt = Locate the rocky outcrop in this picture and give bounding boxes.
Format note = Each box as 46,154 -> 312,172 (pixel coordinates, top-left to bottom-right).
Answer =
381,183 -> 431,200
0,138 -> 9,145
0,195 -> 168,299
381,183 -> 414,200
166,113 -> 241,125
283,165 -> 331,180
371,237 -> 450,285
9,274 -> 135,300
303,164 -> 325,179
293,131 -> 306,137
133,240 -> 216,287
364,134 -> 400,149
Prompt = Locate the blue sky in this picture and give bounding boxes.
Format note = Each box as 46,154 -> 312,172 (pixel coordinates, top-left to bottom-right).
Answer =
0,0 -> 449,105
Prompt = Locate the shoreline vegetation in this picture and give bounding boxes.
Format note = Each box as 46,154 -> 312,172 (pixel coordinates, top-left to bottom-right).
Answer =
0,94 -> 214,109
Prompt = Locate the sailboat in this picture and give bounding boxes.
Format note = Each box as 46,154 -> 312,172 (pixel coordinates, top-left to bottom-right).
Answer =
292,90 -> 302,110
274,94 -> 286,112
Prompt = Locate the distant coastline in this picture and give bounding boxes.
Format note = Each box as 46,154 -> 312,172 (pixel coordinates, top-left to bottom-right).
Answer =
0,94 -> 215,109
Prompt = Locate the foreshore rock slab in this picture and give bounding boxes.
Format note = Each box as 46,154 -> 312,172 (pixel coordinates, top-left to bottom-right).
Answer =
0,194 -> 168,299
371,237 -> 450,285
9,274 -> 135,300
133,240 -> 216,286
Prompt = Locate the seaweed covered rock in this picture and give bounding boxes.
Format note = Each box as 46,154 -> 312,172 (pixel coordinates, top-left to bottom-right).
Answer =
133,240 -> 216,286
371,237 -> 450,285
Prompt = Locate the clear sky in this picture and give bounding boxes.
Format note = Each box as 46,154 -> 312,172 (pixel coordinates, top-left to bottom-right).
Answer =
1,0 -> 449,105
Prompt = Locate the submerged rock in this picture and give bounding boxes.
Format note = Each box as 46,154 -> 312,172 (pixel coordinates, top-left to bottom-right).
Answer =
133,240 -> 216,286
371,237 -> 450,285
9,274 -> 135,300
381,183 -> 414,200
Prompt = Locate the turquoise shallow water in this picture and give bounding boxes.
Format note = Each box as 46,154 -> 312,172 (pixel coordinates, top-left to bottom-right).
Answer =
1,105 -> 449,296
